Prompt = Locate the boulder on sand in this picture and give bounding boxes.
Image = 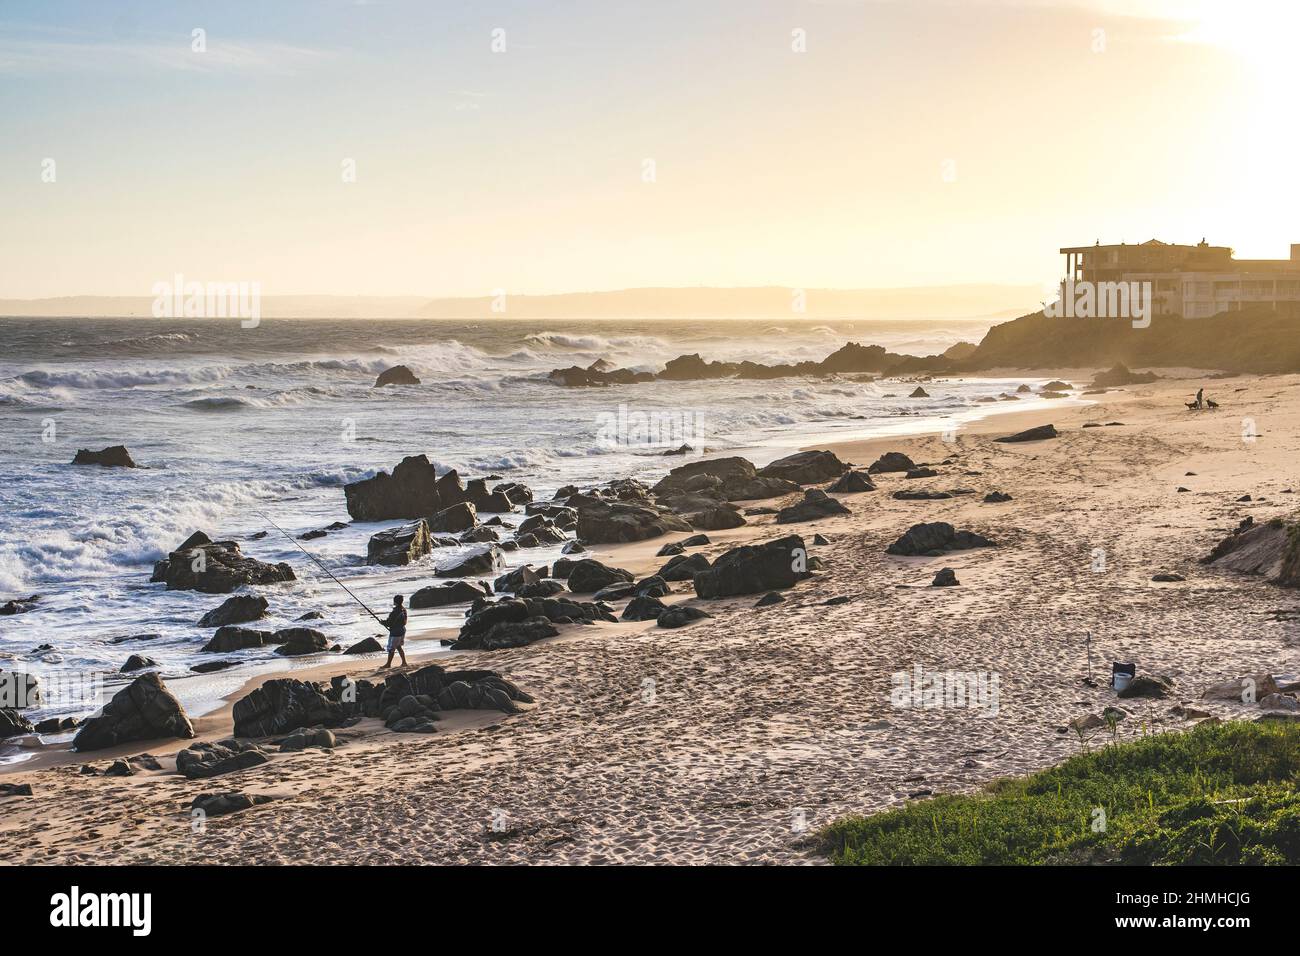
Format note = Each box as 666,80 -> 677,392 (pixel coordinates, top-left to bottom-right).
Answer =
622,595 -> 668,621
373,364 -> 421,387
190,792 -> 274,818
909,387 -> 929,398
1202,674 -> 1280,702
867,452 -> 916,474
886,522 -> 996,557
197,594 -> 268,628
176,740 -> 269,779
73,673 -> 194,752
120,654 -> 157,672
657,605 -> 712,629
693,534 -> 810,599
757,450 -> 848,485
343,454 -> 442,521
1201,516 -> 1300,588
651,457 -> 798,502
232,679 -> 350,737
150,536 -> 295,594
657,552 -> 711,581
776,488 -> 851,524
572,496 -> 691,544
344,637 -> 384,655
993,424 -> 1058,443
566,558 -> 634,593
409,580 -> 491,608
367,520 -> 433,566
828,471 -> 876,493
1117,675 -> 1174,700
72,445 -> 137,468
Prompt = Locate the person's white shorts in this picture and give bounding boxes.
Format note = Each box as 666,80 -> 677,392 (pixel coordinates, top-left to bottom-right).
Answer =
387,633 -> 405,653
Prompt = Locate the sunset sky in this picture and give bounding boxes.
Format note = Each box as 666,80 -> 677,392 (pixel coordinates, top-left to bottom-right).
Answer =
1,0 -> 1295,300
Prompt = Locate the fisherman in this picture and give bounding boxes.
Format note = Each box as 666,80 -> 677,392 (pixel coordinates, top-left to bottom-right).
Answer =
382,595 -> 408,669
1196,387 -> 1204,409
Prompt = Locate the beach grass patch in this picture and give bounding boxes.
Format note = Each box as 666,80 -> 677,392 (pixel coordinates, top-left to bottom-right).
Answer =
821,721 -> 1300,865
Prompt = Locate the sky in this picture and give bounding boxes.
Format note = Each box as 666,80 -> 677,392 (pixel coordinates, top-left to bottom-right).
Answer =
1,0 -> 1297,299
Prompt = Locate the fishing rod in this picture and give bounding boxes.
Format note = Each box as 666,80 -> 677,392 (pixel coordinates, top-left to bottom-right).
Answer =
256,511 -> 387,626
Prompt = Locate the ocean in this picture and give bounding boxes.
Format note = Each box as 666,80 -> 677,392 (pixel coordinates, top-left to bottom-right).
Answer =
0,315 -> 1074,755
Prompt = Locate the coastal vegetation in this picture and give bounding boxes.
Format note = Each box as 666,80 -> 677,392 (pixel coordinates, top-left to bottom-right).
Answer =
822,721 -> 1300,865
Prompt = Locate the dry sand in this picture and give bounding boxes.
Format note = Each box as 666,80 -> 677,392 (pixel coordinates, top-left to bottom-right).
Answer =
3,370 -> 1298,864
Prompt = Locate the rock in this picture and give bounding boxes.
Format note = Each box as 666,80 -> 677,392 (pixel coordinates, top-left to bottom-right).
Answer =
931,568 -> 959,587
632,575 -> 670,598
757,450 -> 848,484
755,591 -> 785,607
1,708 -> 35,740
776,488 -> 851,523
1091,364 -> 1157,388
120,654 -> 158,672
681,533 -> 711,547
521,579 -> 572,599
0,594 -> 39,615
827,471 -> 876,493
651,457 -> 798,502
0,782 -> 34,796
682,504 -> 747,531
104,758 -> 134,777
1068,714 -> 1105,733
694,534 -> 809,599
436,546 -> 504,577
1202,517 -> 1300,587
567,559 -> 635,593
983,492 -> 1012,503
993,424 -> 1058,443
893,489 -> 953,500
453,615 -> 560,651
374,364 -> 421,387
572,496 -> 692,544
273,628 -> 330,656
34,716 -> 79,734
909,386 -> 929,398
1151,572 -> 1185,582
297,611 -> 325,620
905,467 -> 939,479
1202,674 -> 1280,702
657,553 -> 711,582
1259,694 -> 1299,712
460,525 -> 499,544
202,626 -> 273,653
560,540 -> 586,555
176,740 -> 269,779
344,637 -> 383,655
190,792 -> 274,818
622,595 -> 668,621
657,605 -> 712,628
72,445 -> 137,468
150,537 -> 294,594
812,534 -> 829,545
867,452 -> 916,474
409,580 -> 491,608
73,673 -> 195,751
343,454 -> 442,521
1118,675 -> 1174,699
430,502 -> 477,534
657,541 -> 685,557
197,594 -> 269,628
367,519 -> 434,566
592,582 -> 637,602
232,678 -> 351,737
886,522 -> 996,556
278,727 -> 336,750
191,660 -> 239,674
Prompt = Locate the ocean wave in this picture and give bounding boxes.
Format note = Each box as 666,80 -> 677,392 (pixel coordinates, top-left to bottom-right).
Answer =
13,365 -> 235,391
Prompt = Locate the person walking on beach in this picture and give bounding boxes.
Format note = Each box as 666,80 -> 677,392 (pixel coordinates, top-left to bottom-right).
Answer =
1196,387 -> 1204,409
382,595 -> 408,668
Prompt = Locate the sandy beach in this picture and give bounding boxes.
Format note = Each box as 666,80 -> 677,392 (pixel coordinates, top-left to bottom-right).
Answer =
4,369 -> 1298,865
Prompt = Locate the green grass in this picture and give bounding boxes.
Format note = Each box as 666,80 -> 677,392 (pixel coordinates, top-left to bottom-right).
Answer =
821,721 -> 1300,865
